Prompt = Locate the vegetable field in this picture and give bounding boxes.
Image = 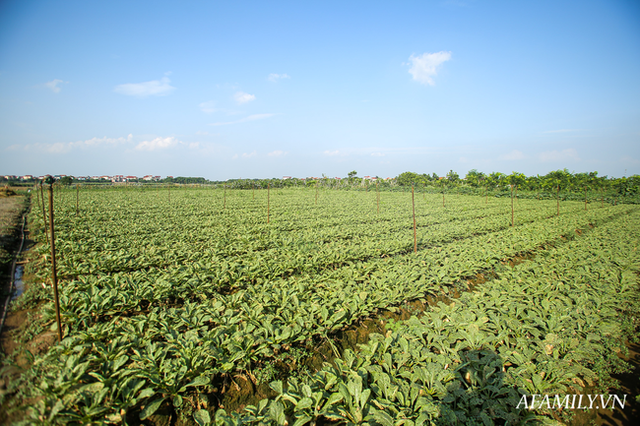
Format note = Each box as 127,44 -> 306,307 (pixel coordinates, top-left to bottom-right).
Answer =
5,186 -> 640,425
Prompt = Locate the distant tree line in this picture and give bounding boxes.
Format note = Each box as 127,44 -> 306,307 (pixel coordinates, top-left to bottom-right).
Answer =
396,169 -> 640,199
4,170 -> 638,200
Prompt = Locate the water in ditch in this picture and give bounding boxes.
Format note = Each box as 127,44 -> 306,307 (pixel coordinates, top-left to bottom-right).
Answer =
11,265 -> 24,300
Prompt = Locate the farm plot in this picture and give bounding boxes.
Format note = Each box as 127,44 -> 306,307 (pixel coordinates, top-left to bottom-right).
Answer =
6,186 -> 639,425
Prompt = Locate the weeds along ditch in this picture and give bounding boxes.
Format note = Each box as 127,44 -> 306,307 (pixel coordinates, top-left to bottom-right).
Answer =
1,185 -> 639,425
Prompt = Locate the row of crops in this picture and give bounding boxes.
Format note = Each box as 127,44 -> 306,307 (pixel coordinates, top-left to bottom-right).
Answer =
5,186 -> 640,425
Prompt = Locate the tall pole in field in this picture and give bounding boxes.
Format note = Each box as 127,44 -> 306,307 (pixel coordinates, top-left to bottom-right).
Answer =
376,180 -> 380,214
47,181 -> 63,342
75,184 -> 79,216
168,184 -> 171,202
223,184 -> 227,210
40,183 -> 49,245
556,185 -> 560,217
511,185 -> 515,227
412,185 -> 417,253
267,182 -> 270,224
584,187 -> 587,211
315,181 -> 318,205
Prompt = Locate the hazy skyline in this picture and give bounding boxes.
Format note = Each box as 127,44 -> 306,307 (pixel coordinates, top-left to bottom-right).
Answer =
1,0 -> 639,180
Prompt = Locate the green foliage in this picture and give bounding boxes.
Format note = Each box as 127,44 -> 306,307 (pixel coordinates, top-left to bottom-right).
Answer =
59,176 -> 73,186
5,185 -> 639,424
464,169 -> 486,187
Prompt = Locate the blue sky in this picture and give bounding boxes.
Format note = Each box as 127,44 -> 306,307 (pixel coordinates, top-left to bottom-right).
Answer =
1,0 -> 639,180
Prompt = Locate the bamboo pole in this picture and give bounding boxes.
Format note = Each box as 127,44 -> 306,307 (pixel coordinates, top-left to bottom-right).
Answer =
412,185 -> 417,253
223,184 -> 227,209
48,183 -> 63,342
584,187 -> 588,211
75,184 -> 79,216
267,183 -> 270,224
376,181 -> 380,214
40,183 -> 49,245
511,185 -> 515,227
315,181 -> 318,205
556,185 -> 560,216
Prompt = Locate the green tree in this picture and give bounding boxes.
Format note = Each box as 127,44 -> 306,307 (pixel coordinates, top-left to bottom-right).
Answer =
60,176 -> 73,186
486,172 -> 505,189
464,169 -> 485,187
347,170 -> 357,185
507,171 -> 526,188
396,172 -> 425,187
446,170 -> 460,185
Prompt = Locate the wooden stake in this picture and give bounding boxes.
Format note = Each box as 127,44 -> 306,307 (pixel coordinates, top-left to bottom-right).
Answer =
412,185 -> 417,253
40,183 -> 49,245
75,184 -> 79,216
267,183 -> 270,224
315,181 -> 318,205
48,184 -> 63,342
556,185 -> 560,217
584,187 -> 587,210
511,185 -> 514,227
224,184 -> 227,209
376,181 -> 380,214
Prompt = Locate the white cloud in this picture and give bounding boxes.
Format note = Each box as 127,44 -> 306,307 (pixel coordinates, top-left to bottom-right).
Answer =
268,73 -> 290,82
196,131 -> 209,135
498,150 -> 525,161
14,134 -> 133,153
209,113 -> 275,126
407,51 -> 452,86
114,76 -> 175,97
324,150 -> 340,156
134,136 -> 182,151
371,152 -> 385,157
199,101 -> 218,113
45,79 -> 65,93
242,151 -> 257,158
268,150 -> 287,157
539,148 -> 579,162
233,91 -> 256,104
